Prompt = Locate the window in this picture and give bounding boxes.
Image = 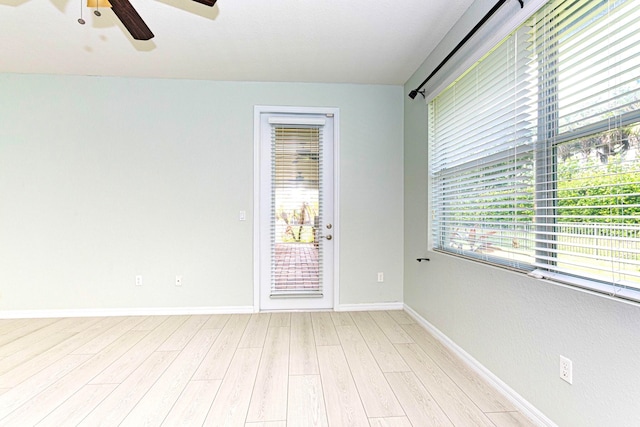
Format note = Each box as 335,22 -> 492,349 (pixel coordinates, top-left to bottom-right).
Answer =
429,0 -> 640,300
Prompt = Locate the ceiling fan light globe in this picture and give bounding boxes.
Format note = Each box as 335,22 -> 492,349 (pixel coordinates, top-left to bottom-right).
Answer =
87,0 -> 112,7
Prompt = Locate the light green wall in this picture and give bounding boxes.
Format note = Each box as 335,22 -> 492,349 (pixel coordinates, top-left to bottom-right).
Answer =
403,1 -> 640,426
0,73 -> 404,311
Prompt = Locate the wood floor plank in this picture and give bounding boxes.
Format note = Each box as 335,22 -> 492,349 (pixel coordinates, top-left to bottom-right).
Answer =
0,317 -> 90,357
246,327 -> 290,422
287,375 -> 329,427
395,343 -> 494,426
486,411 -> 539,427
0,330 -> 146,424
386,310 -> 415,325
330,311 -> 355,326
0,319 -> 31,335
157,315 -> 209,351
401,322 -> 515,412
368,311 -> 414,344
119,328 -> 221,426
238,314 -> 271,349
90,316 -> 187,384
268,312 -> 291,327
0,314 -> 532,427
0,317 -> 126,387
202,314 -> 230,329
193,314 -> 251,380
132,315 -> 169,331
335,325 -> 404,418
316,345 -> 369,427
290,312 -> 319,375
385,371 -> 453,426
64,317 -> 105,333
350,311 -> 410,373
0,318 -> 60,347
2,328 -> 79,367
368,416 -> 413,427
78,351 -> 179,427
36,384 -> 118,427
311,312 -> 339,346
162,380 -> 222,426
0,353 -> 92,421
245,422 -> 286,427
203,347 -> 263,426
72,316 -> 146,355
0,330 -> 76,377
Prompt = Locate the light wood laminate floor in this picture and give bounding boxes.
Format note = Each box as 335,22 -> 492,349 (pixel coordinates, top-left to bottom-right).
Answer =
0,311 -> 538,426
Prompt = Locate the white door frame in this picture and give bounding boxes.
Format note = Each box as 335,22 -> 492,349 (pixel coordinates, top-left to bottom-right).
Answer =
253,105 -> 340,312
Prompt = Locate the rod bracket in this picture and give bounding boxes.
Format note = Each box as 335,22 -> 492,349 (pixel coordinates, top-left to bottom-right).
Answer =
408,89 -> 425,100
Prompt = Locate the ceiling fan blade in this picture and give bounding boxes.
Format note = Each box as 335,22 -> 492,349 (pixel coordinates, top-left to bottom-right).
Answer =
109,0 -> 154,40
192,0 -> 217,6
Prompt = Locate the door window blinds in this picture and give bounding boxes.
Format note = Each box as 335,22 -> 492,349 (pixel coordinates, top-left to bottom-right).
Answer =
270,125 -> 324,296
429,0 -> 640,299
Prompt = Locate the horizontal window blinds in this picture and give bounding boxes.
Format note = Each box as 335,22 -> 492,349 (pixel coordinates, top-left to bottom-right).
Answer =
532,0 -> 640,293
271,125 -> 323,296
547,0 -> 640,135
429,25 -> 537,269
429,0 -> 640,298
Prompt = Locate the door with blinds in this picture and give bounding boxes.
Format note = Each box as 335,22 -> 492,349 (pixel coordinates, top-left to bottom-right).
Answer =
256,108 -> 336,310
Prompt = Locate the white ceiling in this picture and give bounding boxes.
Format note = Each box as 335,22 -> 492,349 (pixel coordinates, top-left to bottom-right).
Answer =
0,0 -> 475,85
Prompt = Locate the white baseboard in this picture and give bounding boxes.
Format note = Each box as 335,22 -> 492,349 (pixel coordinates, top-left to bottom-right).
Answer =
403,304 -> 557,427
0,306 -> 255,319
0,303 -> 402,318
336,302 -> 404,312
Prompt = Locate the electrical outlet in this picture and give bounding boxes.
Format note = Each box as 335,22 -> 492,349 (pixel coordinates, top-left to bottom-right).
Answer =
135,275 -> 142,286
560,355 -> 573,384
175,275 -> 182,287
377,272 -> 384,282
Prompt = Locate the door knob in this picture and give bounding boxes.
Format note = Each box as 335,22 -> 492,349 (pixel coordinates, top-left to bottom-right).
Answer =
325,235 -> 333,240
326,224 -> 332,229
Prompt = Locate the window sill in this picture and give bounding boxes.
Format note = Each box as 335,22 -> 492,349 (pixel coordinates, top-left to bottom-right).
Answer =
431,249 -> 640,307
528,269 -> 640,305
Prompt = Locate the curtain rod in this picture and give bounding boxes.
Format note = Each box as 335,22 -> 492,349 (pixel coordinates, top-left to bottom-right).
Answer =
408,0 -> 524,99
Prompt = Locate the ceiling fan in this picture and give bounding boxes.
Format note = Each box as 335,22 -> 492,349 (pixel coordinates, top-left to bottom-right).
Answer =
85,0 -> 217,41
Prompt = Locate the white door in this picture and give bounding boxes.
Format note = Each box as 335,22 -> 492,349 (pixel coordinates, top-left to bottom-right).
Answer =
255,107 -> 337,310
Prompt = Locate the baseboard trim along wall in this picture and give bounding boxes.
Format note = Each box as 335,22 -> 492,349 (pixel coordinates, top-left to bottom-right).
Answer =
0,306 -> 255,319
0,303 -> 403,318
336,302 -> 404,312
403,304 -> 558,427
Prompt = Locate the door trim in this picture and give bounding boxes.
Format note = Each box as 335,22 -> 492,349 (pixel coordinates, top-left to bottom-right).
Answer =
253,105 -> 340,312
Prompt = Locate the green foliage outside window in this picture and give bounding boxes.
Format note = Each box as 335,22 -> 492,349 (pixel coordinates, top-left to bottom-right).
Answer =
557,127 -> 640,229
